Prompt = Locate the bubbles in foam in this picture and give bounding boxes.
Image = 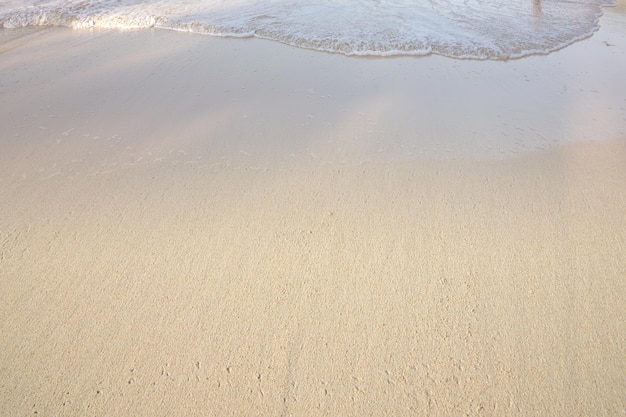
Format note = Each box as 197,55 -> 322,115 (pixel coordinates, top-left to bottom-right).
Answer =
0,0 -> 615,59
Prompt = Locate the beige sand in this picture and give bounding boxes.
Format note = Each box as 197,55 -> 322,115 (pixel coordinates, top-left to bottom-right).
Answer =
1,4 -> 625,416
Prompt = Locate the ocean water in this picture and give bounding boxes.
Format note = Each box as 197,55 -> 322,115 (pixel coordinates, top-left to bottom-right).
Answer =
0,0 -> 615,59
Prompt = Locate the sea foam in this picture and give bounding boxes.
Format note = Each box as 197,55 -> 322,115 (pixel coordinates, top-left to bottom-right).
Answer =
0,0 -> 615,59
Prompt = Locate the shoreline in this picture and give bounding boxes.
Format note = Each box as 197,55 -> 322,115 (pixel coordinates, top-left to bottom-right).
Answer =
1,5 -> 625,416
1,6 -> 625,165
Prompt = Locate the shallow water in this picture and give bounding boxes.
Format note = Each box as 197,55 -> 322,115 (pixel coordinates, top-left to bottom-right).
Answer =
0,0 -> 616,59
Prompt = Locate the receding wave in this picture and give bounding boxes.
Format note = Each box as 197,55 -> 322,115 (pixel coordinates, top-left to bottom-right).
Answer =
0,0 -> 615,59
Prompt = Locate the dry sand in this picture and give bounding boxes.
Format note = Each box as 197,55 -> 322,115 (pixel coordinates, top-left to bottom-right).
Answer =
1,4 -> 625,416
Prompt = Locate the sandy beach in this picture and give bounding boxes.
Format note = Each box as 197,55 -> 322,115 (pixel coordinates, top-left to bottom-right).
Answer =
1,3 -> 625,416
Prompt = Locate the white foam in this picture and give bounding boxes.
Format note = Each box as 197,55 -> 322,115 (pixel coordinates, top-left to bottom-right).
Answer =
0,0 -> 615,59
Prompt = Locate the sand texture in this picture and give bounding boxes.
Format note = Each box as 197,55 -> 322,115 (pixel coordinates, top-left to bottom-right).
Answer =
1,4 -> 626,416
